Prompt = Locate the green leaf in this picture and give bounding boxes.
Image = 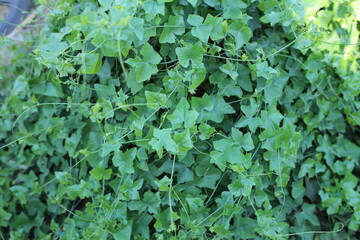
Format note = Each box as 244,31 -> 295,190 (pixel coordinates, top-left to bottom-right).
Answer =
295,204 -> 320,226
231,128 -> 254,151
228,174 -> 254,197
207,95 -> 236,123
79,53 -> 102,74
187,0 -> 198,7
291,179 -> 305,199
173,130 -> 193,153
220,60 -> 238,80
149,128 -> 179,157
167,97 -> 199,129
176,42 -> 205,68
253,61 -> 278,79
188,14 -> 212,43
192,94 -> 235,123
142,0 -> 165,21
323,198 -> 342,215
126,42 -> 162,83
114,219 -> 133,240
260,11 -> 282,26
222,0 -> 247,19
90,162 -> 112,180
145,91 -> 167,109
0,208 -> 11,227
159,15 -> 185,43
143,191 -> 161,214
155,176 -> 172,191
340,173 -> 359,189
198,123 -> 215,140
228,20 -> 252,49
194,166 -> 221,189
186,63 -> 207,94
205,14 -> 224,41
113,148 -> 137,174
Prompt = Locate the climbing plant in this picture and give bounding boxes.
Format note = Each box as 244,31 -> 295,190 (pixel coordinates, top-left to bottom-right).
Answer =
0,0 -> 359,239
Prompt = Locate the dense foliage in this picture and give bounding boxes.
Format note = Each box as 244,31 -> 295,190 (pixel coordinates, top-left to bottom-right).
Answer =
0,0 -> 360,239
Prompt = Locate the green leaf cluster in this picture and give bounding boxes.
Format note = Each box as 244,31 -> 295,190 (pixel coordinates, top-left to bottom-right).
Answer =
0,0 -> 359,239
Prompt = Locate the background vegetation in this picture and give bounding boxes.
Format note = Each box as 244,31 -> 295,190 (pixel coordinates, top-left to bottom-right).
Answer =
0,0 -> 359,239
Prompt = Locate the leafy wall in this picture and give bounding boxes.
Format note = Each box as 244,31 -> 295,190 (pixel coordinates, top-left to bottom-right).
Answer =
0,0 -> 359,239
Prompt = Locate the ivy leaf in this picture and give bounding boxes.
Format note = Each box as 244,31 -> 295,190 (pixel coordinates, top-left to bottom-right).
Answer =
0,208 -> 11,227
260,11 -> 283,26
183,63 -> 207,94
159,15 -> 185,43
228,20 -> 252,49
187,0 -> 198,7
173,130 -> 193,153
220,60 -> 239,80
295,204 -> 320,226
188,14 -> 212,43
322,198 -> 342,215
206,95 -> 236,123
222,0 -> 247,19
90,162 -> 112,180
145,91 -> 167,109
79,52 -> 102,74
114,219 -> 133,240
228,174 -> 255,197
167,97 -> 199,129
126,42 -> 162,83
194,166 -> 221,189
205,14 -> 224,41
143,191 -> 161,214
210,138 -> 241,171
142,0 -> 165,21
192,94 -> 235,123
291,179 -> 305,199
149,128 -> 179,157
176,42 -> 205,68
231,128 -> 255,151
112,148 -> 137,174
260,105 -> 284,129
155,176 -> 172,191
199,123 -> 215,140
253,61 -> 278,79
